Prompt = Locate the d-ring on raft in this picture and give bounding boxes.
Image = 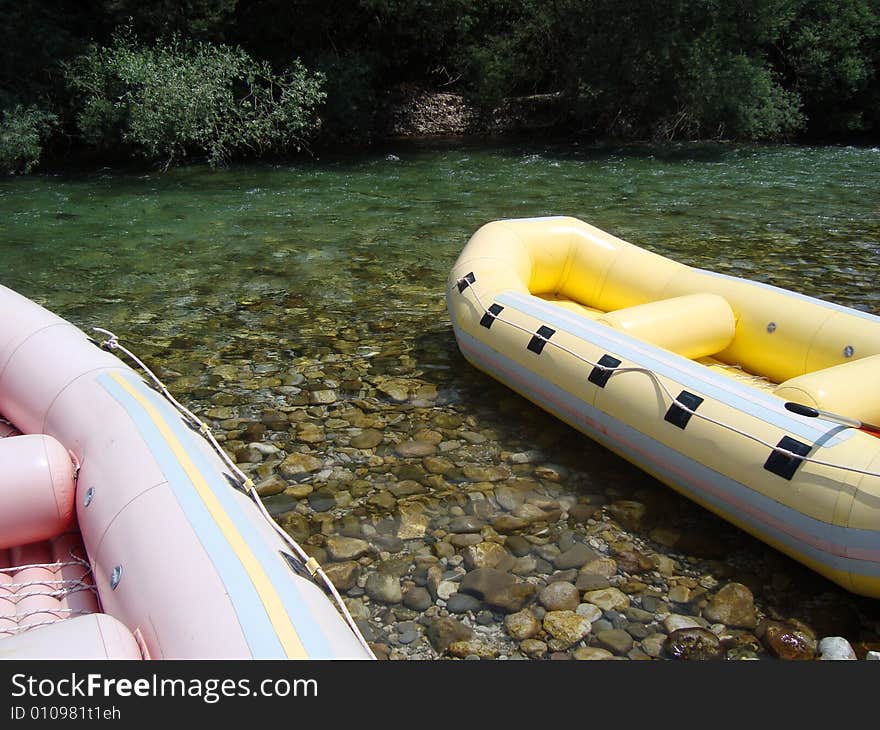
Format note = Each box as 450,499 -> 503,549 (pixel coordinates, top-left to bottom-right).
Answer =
446,216 -> 880,598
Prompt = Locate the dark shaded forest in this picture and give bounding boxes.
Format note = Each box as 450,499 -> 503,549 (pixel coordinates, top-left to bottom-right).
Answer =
1,0 -> 878,172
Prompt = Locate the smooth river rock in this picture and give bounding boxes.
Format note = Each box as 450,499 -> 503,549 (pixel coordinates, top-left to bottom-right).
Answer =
325,536 -> 370,561
759,620 -> 817,660
520,639 -> 548,658
446,593 -> 482,614
402,586 -> 432,611
702,582 -> 757,629
459,568 -> 537,613
572,647 -> 615,660
595,629 -> 634,655
462,542 -> 512,571
364,572 -> 402,604
554,543 -> 600,570
543,611 -> 592,650
504,609 -> 542,641
582,587 -> 630,612
426,617 -> 473,652
278,452 -> 323,478
278,512 -> 310,544
449,515 -> 485,534
492,515 -> 530,534
538,582 -> 581,612
663,614 -> 704,634
817,636 -> 857,660
396,503 -> 430,539
606,500 -> 652,531
447,639 -> 498,659
395,440 -> 437,458
351,429 -> 384,449
664,627 -> 724,660
323,561 -> 360,591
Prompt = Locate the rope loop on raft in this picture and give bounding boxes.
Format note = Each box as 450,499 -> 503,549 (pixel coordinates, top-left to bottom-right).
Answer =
91,327 -> 376,658
456,278 -> 880,480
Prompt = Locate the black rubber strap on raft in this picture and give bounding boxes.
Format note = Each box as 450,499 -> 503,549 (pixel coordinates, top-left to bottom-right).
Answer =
527,325 -> 556,354
457,272 -> 475,293
480,303 -> 504,329
764,436 -> 812,480
665,391 -> 704,429
588,354 -> 621,388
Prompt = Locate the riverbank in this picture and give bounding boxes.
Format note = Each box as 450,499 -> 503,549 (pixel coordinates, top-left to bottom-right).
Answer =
386,86 -> 570,139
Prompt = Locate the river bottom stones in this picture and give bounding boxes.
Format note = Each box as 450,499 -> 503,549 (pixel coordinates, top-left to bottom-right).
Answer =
196,344 -> 880,662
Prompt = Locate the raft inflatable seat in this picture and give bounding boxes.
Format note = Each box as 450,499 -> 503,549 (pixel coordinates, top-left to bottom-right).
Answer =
597,293 -> 736,360
0,434 -> 76,550
447,216 -> 880,598
774,353 -> 880,429
0,614 -> 142,659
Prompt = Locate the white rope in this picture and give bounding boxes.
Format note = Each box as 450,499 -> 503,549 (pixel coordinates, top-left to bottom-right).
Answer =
0,559 -> 89,574
92,328 -> 376,659
0,609 -> 96,636
459,280 -> 880,480
3,583 -> 96,601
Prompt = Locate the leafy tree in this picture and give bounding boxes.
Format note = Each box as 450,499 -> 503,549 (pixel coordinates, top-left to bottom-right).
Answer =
781,0 -> 879,136
64,32 -> 325,167
0,105 -> 58,174
459,1 -> 807,140
3,0 -> 880,169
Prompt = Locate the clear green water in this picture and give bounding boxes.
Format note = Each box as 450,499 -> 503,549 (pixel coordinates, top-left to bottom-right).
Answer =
2,141 -> 879,624
2,141 -> 878,396
3,142 -> 878,329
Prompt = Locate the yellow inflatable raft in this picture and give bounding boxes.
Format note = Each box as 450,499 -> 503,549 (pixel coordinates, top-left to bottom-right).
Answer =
446,216 -> 880,598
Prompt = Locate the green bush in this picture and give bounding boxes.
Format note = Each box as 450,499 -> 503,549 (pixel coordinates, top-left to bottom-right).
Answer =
64,32 -> 325,167
0,105 -> 58,174
676,52 -> 805,141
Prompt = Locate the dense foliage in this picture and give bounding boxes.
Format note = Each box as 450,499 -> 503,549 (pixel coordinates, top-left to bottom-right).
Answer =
64,33 -> 324,168
0,0 -> 877,172
0,105 -> 58,174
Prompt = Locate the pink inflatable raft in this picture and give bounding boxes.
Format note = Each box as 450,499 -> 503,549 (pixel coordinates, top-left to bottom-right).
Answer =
0,285 -> 373,659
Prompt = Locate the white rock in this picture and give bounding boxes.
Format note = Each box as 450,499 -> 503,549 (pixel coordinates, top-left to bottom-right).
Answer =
250,442 -> 281,456
436,580 -> 458,600
663,614 -> 703,633
509,449 -> 544,464
866,651 -> 880,661
818,636 -> 857,660
582,587 -> 630,612
575,603 -> 603,622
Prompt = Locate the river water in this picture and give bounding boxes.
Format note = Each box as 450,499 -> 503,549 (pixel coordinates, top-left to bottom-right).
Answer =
2,141 -> 879,658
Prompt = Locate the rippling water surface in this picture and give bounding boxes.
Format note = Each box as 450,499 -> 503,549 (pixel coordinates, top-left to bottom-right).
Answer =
3,142 -> 878,345
2,141 -> 879,655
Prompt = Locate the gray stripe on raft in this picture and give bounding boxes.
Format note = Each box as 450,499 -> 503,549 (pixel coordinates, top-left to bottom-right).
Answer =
118,371 -> 336,658
99,372 -> 286,658
498,290 -> 848,444
454,325 -> 880,577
